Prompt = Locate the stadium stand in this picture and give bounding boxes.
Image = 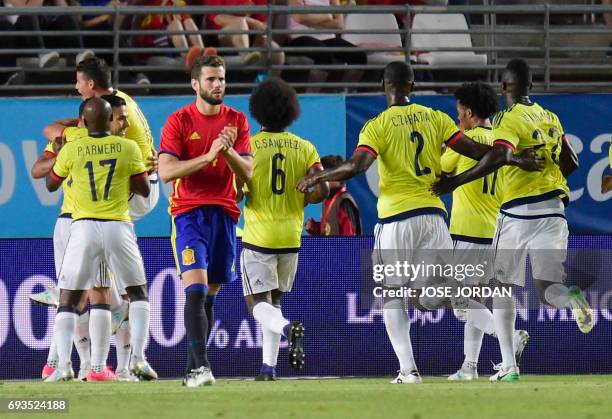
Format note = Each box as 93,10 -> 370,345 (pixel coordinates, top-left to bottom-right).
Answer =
0,1 -> 612,93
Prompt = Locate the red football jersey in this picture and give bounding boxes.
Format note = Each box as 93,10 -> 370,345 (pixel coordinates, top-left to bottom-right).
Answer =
159,103 -> 252,221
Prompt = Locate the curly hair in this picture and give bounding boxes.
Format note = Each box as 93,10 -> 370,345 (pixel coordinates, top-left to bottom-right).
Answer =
454,81 -> 499,120
249,77 -> 300,131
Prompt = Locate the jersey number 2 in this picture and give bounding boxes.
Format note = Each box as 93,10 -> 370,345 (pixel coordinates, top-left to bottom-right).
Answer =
410,132 -> 431,176
84,159 -> 117,201
271,153 -> 286,195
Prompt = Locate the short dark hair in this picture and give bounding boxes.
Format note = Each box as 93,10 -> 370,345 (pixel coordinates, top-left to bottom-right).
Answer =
249,77 -> 300,131
100,94 -> 127,109
321,155 -> 344,170
454,81 -> 499,119
76,57 -> 111,89
190,55 -> 225,80
383,61 -> 414,89
505,58 -> 532,88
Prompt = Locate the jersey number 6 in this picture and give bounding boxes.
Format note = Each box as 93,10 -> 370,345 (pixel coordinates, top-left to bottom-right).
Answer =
271,153 -> 286,195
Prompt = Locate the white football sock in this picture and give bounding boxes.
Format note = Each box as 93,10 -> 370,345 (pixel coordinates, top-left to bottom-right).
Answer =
252,302 -> 289,336
464,322 -> 484,364
383,301 -> 416,373
261,325 -> 281,367
54,311 -> 77,370
89,308 -> 111,373
115,320 -> 131,372
465,301 -> 496,336
493,294 -> 516,369
129,300 -> 150,362
46,333 -> 58,367
73,311 -> 91,368
109,280 -> 123,310
543,283 -> 572,309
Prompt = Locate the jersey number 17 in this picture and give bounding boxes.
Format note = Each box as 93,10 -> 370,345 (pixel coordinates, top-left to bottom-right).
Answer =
84,159 -> 117,201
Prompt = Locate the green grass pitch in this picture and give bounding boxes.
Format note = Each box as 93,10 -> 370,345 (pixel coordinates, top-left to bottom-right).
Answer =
2,376 -> 612,419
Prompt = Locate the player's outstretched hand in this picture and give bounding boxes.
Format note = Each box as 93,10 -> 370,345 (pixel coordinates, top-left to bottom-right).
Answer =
516,148 -> 545,172
602,175 -> 612,194
296,174 -> 319,193
430,175 -> 458,196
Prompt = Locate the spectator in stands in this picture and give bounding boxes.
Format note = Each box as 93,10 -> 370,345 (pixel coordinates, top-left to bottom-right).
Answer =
201,0 -> 285,69
132,0 -> 213,68
8,0 -> 94,66
305,155 -> 362,236
287,0 -> 366,88
0,2 -> 24,84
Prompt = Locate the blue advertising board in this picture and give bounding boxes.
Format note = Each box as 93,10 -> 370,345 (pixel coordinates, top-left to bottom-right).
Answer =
345,95 -> 612,235
0,95 -> 346,238
1,237 -> 611,379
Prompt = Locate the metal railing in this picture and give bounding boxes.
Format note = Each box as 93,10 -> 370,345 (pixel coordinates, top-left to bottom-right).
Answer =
0,3 -> 611,94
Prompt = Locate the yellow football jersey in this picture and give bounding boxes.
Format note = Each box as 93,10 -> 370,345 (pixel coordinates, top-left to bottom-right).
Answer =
357,103 -> 460,220
491,103 -> 569,208
115,90 -> 154,162
441,126 -> 501,241
44,127 -> 88,216
242,131 -> 321,250
52,134 -> 146,221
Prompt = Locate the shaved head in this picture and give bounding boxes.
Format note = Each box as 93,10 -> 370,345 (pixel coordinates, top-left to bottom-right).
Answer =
83,97 -> 112,135
383,61 -> 414,90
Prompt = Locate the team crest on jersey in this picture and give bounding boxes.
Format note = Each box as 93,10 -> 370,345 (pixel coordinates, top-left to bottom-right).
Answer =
182,248 -> 195,266
189,131 -> 201,140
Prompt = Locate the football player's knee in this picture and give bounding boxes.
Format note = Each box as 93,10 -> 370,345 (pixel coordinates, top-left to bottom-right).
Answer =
58,289 -> 83,311
453,308 -> 468,322
125,285 -> 148,302
534,279 -> 554,302
270,289 -> 283,307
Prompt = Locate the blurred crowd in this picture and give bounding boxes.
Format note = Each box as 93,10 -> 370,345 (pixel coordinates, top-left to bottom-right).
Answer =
1,0 -> 610,87
0,0 -> 464,86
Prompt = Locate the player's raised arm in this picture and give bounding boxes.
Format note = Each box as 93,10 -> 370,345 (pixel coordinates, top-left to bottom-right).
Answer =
432,144 -> 542,195
296,149 -> 375,193
42,118 -> 79,142
31,146 -> 58,179
446,133 -> 491,161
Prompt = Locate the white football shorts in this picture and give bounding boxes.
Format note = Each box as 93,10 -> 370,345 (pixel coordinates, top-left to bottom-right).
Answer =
493,212 -> 568,287
58,220 -> 146,291
373,213 -> 453,288
53,216 -> 110,288
452,239 -> 494,286
240,248 -> 299,296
